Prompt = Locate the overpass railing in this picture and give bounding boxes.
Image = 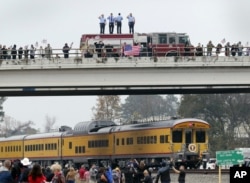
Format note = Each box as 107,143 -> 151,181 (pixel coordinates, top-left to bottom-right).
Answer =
1,47 -> 250,69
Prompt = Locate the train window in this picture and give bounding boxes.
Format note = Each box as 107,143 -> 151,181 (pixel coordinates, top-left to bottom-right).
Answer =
122,138 -> 125,145
172,130 -> 183,143
19,146 -> 21,152
54,143 -> 57,150
196,130 -> 206,142
42,144 -> 44,150
75,146 -> 78,154
126,138 -> 133,145
137,137 -> 141,144
1,147 -> 3,152
69,142 -> 72,149
160,135 -> 169,143
5,147 -> 7,152
8,146 -> 10,152
105,140 -> 109,147
91,141 -> 94,147
143,136 -> 147,144
16,146 -> 18,152
95,141 -> 98,147
116,138 -> 119,146
153,136 -> 157,144
45,144 -> 48,150
36,144 -> 38,151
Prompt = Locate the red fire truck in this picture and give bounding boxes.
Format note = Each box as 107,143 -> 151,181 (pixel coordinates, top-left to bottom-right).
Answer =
80,32 -> 191,57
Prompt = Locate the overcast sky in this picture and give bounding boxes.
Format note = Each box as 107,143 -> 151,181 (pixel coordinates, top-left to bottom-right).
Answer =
1,0 -> 250,131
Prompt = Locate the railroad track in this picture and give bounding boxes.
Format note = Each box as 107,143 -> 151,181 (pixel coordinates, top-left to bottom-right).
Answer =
174,169 -> 230,174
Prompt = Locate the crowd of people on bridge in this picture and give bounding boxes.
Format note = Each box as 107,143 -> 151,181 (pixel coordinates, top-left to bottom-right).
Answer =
0,157 -> 185,183
0,42 -> 74,62
1,39 -> 250,63
185,40 -> 250,57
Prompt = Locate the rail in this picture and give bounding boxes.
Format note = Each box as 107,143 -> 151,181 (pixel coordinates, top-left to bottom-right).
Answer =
1,47 -> 250,69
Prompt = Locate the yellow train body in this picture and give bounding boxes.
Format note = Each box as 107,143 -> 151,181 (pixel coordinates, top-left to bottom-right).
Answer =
0,118 -> 210,167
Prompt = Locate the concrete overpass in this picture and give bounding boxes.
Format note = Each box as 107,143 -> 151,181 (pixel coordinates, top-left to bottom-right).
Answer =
1,56 -> 250,96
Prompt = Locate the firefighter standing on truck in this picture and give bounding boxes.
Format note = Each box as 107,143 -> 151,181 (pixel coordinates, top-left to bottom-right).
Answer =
98,14 -> 106,34
127,13 -> 135,34
107,13 -> 115,34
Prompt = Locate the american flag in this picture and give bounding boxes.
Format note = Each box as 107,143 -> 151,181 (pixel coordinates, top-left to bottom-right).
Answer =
124,45 -> 141,56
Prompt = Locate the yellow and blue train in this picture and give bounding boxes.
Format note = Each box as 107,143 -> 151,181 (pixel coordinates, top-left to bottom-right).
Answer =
0,118 -> 210,168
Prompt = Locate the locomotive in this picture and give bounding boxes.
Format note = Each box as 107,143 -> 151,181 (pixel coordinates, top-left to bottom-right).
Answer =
0,118 -> 210,168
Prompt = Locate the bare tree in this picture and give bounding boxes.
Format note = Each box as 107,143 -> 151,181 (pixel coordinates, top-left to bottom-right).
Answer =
0,115 -> 35,136
44,115 -> 56,132
92,96 -> 121,121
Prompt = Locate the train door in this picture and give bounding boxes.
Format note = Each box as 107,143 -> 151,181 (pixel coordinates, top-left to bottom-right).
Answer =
185,129 -> 192,148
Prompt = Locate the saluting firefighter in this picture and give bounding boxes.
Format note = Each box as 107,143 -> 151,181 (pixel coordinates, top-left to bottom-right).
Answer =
127,13 -> 135,34
98,14 -> 106,34
107,13 -> 115,34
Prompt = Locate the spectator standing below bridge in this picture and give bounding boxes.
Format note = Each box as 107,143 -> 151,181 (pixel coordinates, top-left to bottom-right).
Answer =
155,161 -> 172,183
65,167 -> 77,183
127,13 -> 135,34
115,13 -> 123,34
0,159 -> 14,183
107,13 -> 115,34
62,42 -> 73,59
19,157 -> 32,183
28,163 -> 46,183
98,14 -> 106,34
172,165 -> 186,183
79,165 -> 86,183
51,163 -> 65,183
89,164 -> 97,183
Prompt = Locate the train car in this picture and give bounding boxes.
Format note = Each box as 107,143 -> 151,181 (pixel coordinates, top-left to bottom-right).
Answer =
0,135 -> 25,160
0,118 -> 210,169
23,132 -> 64,166
108,118 -> 209,168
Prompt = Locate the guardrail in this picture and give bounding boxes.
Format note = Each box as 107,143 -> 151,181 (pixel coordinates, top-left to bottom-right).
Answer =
0,47 -> 250,68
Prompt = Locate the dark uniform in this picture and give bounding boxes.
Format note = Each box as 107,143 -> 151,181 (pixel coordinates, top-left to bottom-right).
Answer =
155,162 -> 171,183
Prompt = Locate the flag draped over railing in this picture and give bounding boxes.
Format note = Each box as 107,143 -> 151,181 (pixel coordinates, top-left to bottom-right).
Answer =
124,44 -> 140,56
